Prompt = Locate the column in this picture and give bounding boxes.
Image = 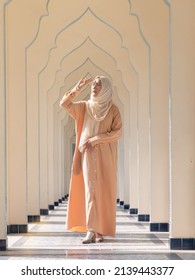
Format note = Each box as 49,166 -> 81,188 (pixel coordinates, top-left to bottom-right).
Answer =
137,78 -> 150,222
5,0 -> 49,232
129,92 -> 139,215
149,1 -> 169,232
6,1 -> 28,234
170,0 -> 195,249
122,107 -> 130,210
0,0 -> 7,250
131,0 -> 170,229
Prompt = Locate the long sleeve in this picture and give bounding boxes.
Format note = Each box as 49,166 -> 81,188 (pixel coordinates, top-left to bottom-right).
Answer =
60,90 -> 84,120
90,105 -> 122,146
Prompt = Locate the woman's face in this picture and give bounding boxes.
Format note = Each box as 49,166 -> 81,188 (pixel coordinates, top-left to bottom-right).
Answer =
91,77 -> 102,97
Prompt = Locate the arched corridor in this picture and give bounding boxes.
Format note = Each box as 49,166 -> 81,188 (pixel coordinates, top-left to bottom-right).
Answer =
0,0 -> 195,257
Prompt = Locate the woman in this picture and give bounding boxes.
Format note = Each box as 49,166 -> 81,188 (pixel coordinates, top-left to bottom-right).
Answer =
60,76 -> 122,244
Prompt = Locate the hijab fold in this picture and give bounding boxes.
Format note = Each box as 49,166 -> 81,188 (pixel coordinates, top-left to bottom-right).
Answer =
78,76 -> 113,153
86,76 -> 113,122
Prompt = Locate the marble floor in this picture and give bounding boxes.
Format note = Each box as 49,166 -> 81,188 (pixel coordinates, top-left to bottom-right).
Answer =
1,201 -> 195,260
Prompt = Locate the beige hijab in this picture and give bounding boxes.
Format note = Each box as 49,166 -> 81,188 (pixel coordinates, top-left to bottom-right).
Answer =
86,76 -> 113,121
78,76 -> 113,153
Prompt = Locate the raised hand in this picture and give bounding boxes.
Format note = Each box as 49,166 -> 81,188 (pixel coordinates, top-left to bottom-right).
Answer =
73,76 -> 93,92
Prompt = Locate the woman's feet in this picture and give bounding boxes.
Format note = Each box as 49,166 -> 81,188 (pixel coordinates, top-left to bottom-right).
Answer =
82,231 -> 104,244
95,232 -> 104,242
82,231 -> 96,244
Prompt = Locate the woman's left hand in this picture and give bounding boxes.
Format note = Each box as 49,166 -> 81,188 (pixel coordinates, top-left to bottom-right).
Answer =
82,139 -> 93,152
